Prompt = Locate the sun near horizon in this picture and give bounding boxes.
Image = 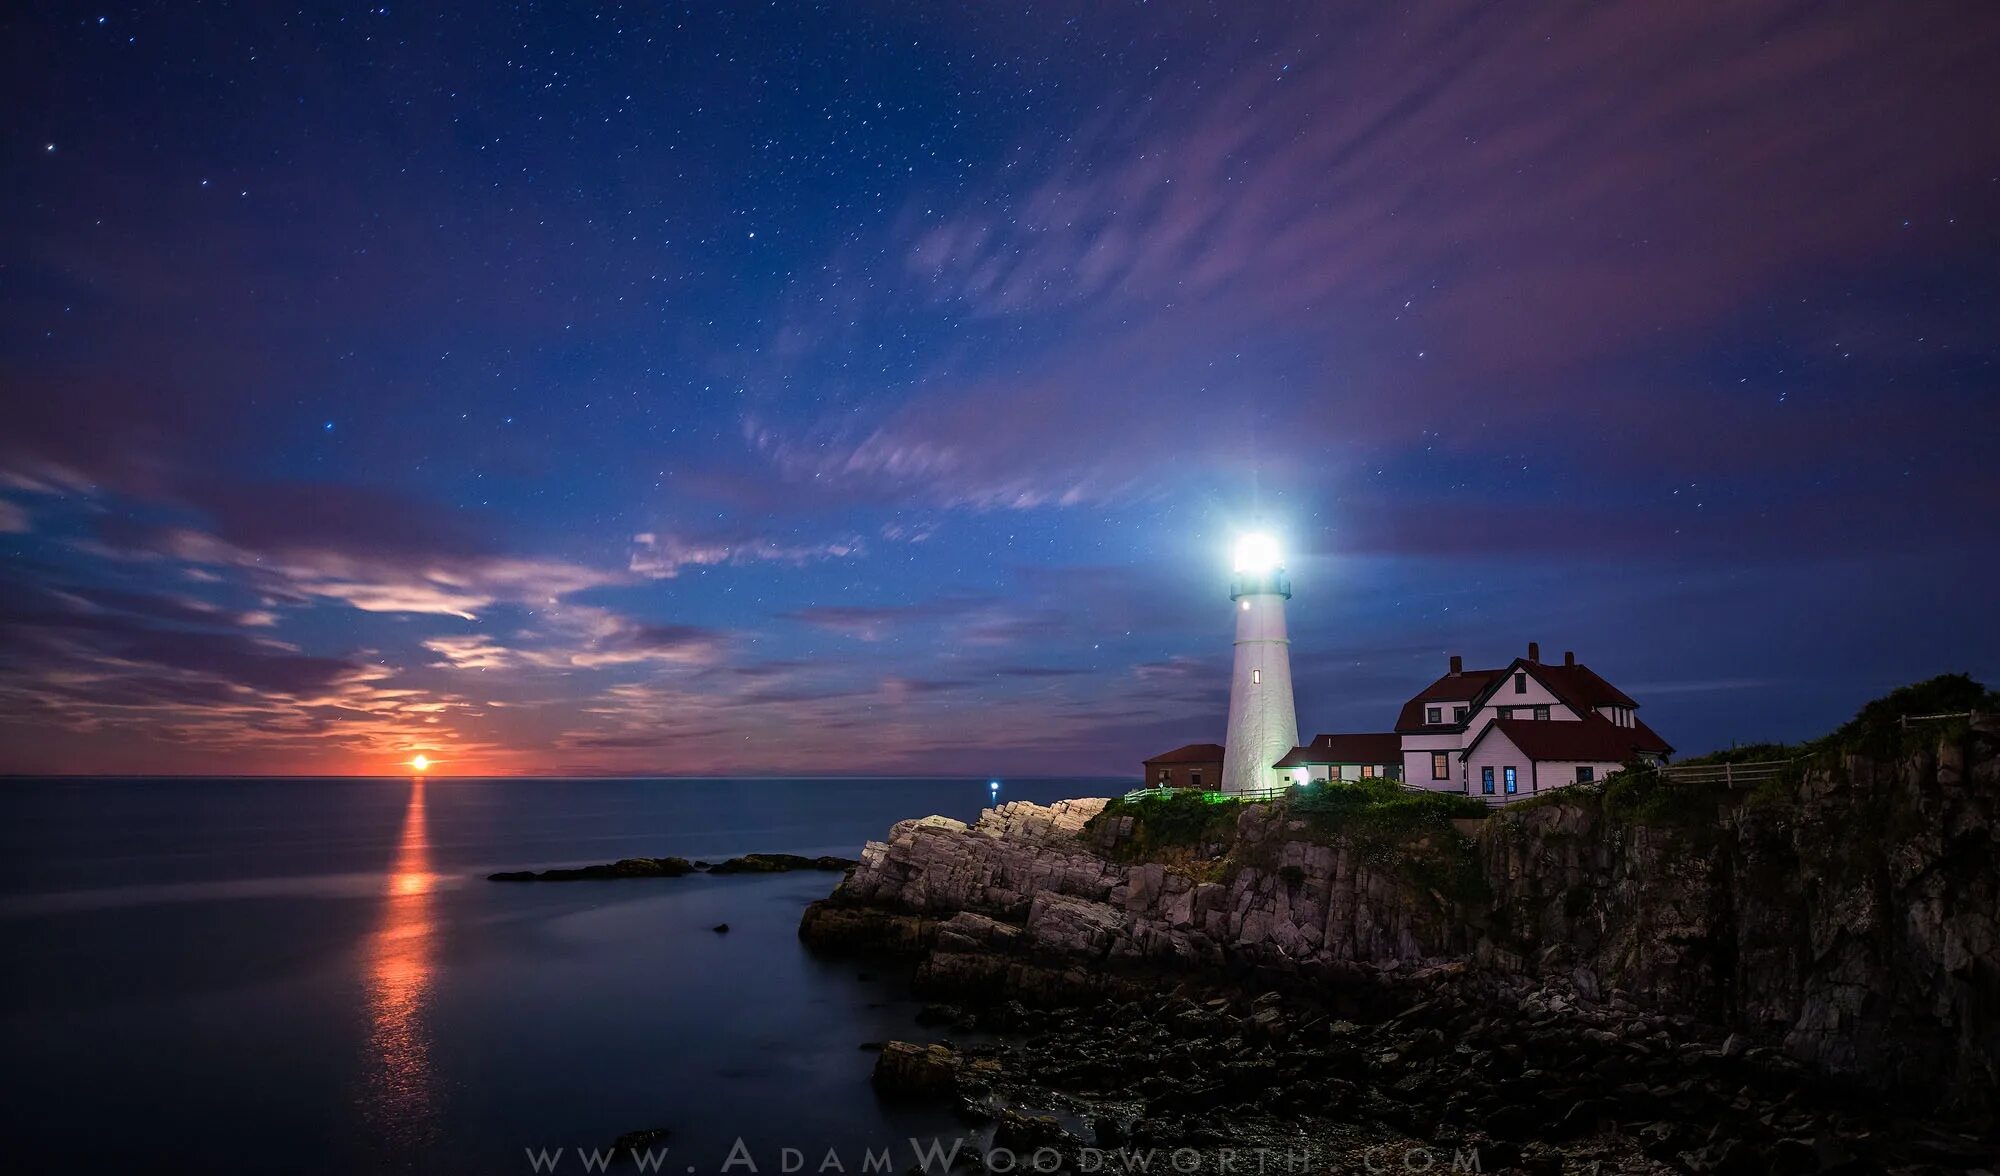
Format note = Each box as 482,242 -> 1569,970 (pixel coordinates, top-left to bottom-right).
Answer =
408,754 -> 431,773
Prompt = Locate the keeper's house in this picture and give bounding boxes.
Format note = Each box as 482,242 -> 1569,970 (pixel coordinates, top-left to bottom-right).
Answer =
1392,642 -> 1671,803
1261,642 -> 1671,805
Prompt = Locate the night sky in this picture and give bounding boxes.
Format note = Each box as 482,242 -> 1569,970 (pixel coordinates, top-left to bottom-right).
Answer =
3,3 -> 1997,777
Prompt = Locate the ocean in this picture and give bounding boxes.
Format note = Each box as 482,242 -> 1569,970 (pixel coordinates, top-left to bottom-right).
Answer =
0,776 -> 1115,1174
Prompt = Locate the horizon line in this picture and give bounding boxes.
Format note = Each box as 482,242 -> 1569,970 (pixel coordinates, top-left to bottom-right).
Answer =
0,772 -> 1141,782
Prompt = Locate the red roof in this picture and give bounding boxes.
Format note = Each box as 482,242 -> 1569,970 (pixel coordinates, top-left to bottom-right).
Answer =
1394,667 -> 1506,731
1394,655 -> 1640,732
1275,732 -> 1401,765
1464,715 -> 1673,763
1143,742 -> 1224,765
1531,661 -> 1638,710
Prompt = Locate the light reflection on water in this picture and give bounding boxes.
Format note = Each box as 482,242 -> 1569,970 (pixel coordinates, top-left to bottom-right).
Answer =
361,778 -> 439,1156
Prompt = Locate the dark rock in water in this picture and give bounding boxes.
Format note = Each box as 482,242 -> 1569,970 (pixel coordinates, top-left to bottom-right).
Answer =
870,1041 -> 961,1099
914,1002 -> 962,1027
798,900 -> 934,954
707,852 -> 858,874
991,1108 -> 1079,1151
489,851 -> 855,882
610,1127 -> 672,1151
711,923 -> 730,933
487,856 -> 694,881
858,1041 -> 886,1051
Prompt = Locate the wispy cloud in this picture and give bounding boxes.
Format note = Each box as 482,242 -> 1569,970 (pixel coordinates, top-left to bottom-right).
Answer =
628,530 -> 864,579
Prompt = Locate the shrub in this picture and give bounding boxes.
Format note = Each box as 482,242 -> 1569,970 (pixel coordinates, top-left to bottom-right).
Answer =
1817,673 -> 1998,758
1087,789 -> 1243,861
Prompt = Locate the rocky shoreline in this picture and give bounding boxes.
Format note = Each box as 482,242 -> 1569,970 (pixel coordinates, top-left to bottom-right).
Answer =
799,723 -> 2000,1173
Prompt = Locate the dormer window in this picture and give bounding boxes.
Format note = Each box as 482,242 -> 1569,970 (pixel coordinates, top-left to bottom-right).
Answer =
1426,705 -> 1442,724
1453,705 -> 1468,723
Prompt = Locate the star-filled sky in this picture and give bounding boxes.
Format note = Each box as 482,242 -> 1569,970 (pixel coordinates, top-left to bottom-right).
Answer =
3,2 -> 1997,777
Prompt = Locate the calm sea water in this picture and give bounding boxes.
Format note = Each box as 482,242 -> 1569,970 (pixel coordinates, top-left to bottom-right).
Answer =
0,777 -> 1114,1175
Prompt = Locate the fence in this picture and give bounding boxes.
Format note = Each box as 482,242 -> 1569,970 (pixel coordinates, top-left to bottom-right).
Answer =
1654,758 -> 1798,789
1899,710 -> 1983,730
1118,782 -> 1294,803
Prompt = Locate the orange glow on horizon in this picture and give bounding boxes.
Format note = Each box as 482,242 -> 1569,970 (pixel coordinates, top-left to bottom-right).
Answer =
408,754 -> 431,772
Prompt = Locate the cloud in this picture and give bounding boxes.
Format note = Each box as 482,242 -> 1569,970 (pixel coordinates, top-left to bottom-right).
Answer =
0,499 -> 28,533
423,634 -> 516,671
742,1 -> 2000,513
92,519 -> 621,621
629,530 -> 865,579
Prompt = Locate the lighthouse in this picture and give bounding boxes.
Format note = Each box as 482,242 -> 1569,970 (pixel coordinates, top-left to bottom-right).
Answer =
1220,533 -> 1300,794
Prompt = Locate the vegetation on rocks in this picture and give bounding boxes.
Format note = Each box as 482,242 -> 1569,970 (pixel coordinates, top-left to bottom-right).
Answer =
1085,789 -> 1243,862
1816,672 -> 1997,758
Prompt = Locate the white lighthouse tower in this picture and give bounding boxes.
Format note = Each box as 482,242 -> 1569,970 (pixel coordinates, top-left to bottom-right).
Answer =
1220,533 -> 1300,794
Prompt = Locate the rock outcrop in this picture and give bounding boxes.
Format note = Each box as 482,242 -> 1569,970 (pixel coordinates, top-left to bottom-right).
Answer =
803,721 -> 2000,1113
491,851 -> 855,882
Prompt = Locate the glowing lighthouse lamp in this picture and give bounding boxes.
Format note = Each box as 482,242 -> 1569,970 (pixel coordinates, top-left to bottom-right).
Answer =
1220,532 -> 1300,795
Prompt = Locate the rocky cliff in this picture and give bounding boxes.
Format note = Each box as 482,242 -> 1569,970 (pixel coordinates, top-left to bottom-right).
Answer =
804,720 -> 2000,1112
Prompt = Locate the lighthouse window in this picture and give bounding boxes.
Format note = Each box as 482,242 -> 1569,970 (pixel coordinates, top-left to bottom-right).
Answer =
1252,669 -> 1261,684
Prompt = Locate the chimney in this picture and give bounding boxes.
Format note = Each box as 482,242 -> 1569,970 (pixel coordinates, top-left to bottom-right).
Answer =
1528,641 -> 1541,663
1564,650 -> 1576,667
1448,654 -> 1462,676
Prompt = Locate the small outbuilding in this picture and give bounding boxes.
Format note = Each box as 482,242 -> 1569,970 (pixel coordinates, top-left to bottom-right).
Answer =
1274,732 -> 1404,785
1141,742 -> 1225,791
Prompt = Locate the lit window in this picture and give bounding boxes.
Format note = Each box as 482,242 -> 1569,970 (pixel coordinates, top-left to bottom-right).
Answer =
1426,706 -> 1442,724
1504,766 -> 1518,794
1240,600 -> 1250,611
1514,672 -> 1527,694
1481,766 -> 1494,795
1533,705 -> 1550,721
1252,668 -> 1261,684
1431,752 -> 1449,781
1360,764 -> 1374,779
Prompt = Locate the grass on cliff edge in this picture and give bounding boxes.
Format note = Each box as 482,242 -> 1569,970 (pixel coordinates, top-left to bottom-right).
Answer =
1085,789 -> 1245,863
1086,780 -> 1489,906
1505,673 -> 1999,824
